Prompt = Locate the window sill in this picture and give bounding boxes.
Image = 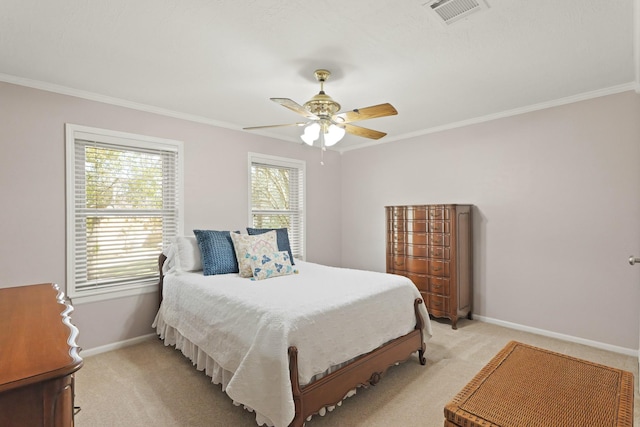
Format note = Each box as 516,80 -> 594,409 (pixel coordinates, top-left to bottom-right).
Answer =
68,282 -> 158,305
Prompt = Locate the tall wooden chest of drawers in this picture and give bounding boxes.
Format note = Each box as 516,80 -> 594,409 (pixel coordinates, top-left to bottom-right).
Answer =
386,204 -> 472,329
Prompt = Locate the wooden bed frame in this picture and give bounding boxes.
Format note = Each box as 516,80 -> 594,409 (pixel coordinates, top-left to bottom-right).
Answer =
157,253 -> 427,427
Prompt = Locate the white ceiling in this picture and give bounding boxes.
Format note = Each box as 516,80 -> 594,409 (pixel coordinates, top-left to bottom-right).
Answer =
1,0 -> 638,151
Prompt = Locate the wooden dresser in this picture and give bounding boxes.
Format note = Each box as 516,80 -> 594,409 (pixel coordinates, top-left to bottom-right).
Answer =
386,204 -> 472,329
0,283 -> 83,427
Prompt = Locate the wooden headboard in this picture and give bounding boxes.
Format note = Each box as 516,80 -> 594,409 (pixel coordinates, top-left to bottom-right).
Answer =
158,253 -> 167,307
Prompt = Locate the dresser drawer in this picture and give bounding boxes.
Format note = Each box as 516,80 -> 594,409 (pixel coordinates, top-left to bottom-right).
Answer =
387,255 -> 406,271
427,294 -> 450,316
428,276 -> 450,296
428,221 -> 451,233
406,221 -> 427,232
406,232 -> 427,245
388,232 -> 405,244
428,246 -> 450,260
389,220 -> 405,232
428,206 -> 450,220
405,257 -> 428,274
388,207 -> 405,220
406,244 -> 427,257
407,273 -> 428,292
388,242 -> 405,255
429,260 -> 450,277
429,233 -> 450,246
406,207 -> 428,220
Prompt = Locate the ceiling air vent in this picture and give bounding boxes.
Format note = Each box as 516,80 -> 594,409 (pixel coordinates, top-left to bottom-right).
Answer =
426,0 -> 489,25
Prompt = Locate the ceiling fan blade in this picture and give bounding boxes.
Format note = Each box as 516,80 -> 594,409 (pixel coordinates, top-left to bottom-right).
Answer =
343,123 -> 387,140
271,98 -> 319,120
243,122 -> 306,130
333,103 -> 398,124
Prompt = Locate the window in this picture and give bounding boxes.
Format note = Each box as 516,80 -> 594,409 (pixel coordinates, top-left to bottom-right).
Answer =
248,153 -> 305,260
66,124 -> 183,303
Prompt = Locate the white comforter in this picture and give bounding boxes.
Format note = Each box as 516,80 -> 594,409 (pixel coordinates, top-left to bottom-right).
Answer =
153,260 -> 432,427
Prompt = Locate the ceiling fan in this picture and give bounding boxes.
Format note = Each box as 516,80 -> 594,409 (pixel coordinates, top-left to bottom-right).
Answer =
243,69 -> 398,148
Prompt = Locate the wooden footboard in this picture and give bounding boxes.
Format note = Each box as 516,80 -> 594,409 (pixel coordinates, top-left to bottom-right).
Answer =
288,298 -> 426,427
157,254 -> 426,427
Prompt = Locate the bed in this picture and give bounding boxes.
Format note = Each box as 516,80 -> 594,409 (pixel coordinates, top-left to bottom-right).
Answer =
153,234 -> 432,427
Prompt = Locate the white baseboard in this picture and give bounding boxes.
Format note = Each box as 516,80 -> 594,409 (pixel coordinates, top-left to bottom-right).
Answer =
80,333 -> 157,358
80,317 -> 638,359
474,314 -> 638,357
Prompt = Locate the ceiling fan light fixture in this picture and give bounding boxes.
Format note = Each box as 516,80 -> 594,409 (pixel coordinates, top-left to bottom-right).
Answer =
323,124 -> 345,147
300,122 -> 320,145
244,69 -> 398,153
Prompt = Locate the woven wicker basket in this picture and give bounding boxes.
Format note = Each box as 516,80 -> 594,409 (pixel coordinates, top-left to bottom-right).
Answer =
444,341 -> 634,427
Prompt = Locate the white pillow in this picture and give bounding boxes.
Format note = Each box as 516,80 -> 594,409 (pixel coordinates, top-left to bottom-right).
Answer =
161,244 -> 177,275
173,236 -> 202,272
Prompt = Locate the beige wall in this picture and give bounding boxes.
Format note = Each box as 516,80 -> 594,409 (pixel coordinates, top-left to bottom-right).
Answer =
0,82 -> 342,350
340,91 -> 640,351
3,81 -> 640,352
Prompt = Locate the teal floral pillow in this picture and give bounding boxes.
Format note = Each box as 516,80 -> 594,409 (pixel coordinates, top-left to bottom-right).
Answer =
250,251 -> 298,281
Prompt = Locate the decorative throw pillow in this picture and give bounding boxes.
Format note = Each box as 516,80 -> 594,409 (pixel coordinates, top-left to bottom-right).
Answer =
246,227 -> 295,265
230,231 -> 278,277
193,230 -> 239,276
250,250 -> 297,281
173,236 -> 202,272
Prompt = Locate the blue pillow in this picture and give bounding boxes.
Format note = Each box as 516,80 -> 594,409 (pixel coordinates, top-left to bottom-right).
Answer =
246,227 -> 295,265
193,230 -> 239,275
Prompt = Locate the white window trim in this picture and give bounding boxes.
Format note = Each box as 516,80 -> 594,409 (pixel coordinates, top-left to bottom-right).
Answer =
247,152 -> 306,261
65,124 -> 184,304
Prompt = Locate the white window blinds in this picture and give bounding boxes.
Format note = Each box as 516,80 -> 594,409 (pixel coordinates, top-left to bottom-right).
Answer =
66,125 -> 182,301
249,154 -> 305,259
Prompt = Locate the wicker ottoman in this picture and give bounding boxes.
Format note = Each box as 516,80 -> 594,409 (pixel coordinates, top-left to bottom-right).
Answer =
444,341 -> 634,427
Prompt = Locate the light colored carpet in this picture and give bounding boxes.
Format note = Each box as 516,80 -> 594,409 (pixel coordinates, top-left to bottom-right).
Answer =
74,318 -> 640,426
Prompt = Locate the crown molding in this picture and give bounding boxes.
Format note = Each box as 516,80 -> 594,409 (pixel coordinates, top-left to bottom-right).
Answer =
338,82 -> 638,153
0,72 -> 241,130
2,73 -> 636,154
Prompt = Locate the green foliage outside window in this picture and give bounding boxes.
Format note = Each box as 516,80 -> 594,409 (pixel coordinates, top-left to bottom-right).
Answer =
82,145 -> 167,283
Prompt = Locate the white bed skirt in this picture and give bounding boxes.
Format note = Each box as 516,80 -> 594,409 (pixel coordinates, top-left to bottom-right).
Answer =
153,311 -> 352,427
